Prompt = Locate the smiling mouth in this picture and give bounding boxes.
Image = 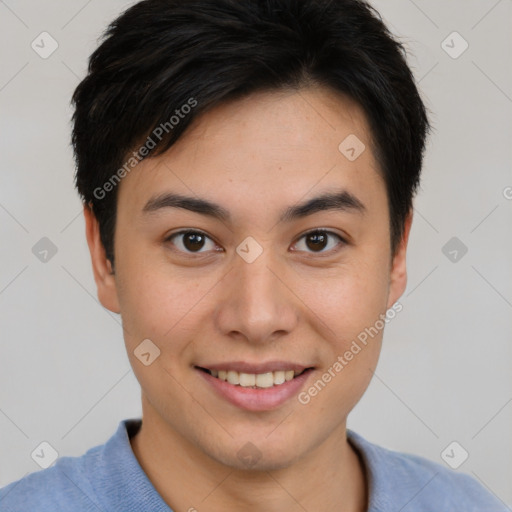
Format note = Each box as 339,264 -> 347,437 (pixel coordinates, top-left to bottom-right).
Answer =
196,367 -> 312,389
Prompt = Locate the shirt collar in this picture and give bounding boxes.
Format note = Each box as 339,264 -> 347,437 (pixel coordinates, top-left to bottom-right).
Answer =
92,419 -> 415,512
88,418 -> 173,512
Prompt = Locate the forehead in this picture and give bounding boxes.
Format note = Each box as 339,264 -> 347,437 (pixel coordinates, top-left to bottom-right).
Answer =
117,87 -> 386,221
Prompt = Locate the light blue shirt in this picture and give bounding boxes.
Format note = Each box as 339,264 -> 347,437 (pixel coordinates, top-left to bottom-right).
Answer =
0,418 -> 507,511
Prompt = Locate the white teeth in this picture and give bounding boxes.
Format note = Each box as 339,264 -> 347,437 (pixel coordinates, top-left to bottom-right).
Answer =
239,372 -> 256,387
255,372 -> 274,388
273,370 -> 285,385
209,368 -> 304,388
227,370 -> 240,385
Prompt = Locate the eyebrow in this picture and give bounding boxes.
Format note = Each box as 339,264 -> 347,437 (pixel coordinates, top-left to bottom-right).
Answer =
141,189 -> 366,223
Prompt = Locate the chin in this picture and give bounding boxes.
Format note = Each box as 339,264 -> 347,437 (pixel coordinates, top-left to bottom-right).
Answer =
215,449 -> 299,472
203,433 -> 308,472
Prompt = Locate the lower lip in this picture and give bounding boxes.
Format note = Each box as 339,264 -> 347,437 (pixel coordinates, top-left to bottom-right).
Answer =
196,368 -> 314,412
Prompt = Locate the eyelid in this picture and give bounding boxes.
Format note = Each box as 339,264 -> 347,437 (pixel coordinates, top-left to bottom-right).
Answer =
295,227 -> 348,242
165,228 -> 347,255
291,228 -> 347,254
165,229 -> 222,254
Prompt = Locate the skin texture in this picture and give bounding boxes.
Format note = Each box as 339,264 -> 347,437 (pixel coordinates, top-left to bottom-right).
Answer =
84,87 -> 412,512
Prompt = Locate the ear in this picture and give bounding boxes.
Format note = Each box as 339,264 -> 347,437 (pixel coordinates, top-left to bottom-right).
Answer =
386,209 -> 413,309
83,203 -> 121,314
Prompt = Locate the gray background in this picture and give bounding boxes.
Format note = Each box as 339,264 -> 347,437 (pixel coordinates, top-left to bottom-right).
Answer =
1,0 -> 511,506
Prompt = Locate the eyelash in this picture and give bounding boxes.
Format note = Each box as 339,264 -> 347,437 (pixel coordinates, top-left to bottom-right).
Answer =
164,229 -> 347,256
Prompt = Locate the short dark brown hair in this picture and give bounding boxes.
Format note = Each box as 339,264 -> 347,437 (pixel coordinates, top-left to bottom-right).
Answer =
71,0 -> 431,265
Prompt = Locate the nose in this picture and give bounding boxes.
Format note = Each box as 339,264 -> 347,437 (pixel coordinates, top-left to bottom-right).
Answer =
213,247 -> 299,346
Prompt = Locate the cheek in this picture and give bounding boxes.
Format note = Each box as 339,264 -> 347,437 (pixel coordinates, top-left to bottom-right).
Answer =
115,247 -> 220,356
114,247 -> 180,340
302,262 -> 390,344
294,260 -> 389,411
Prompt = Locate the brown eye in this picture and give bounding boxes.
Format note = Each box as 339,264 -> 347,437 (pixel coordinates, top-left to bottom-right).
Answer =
306,231 -> 328,251
293,230 -> 345,254
167,230 -> 218,253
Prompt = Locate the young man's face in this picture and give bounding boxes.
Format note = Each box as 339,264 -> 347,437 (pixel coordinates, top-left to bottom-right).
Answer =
86,87 -> 410,471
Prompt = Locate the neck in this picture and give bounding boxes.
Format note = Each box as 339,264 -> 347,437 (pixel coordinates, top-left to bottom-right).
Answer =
130,398 -> 367,512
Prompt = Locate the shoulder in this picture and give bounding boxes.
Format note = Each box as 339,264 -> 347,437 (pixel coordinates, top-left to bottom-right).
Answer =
381,449 -> 501,508
0,443 -> 105,512
347,429 -> 507,511
0,419 -> 153,512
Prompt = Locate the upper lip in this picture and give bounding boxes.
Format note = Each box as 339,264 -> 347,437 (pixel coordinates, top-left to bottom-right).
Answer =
196,361 -> 313,374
